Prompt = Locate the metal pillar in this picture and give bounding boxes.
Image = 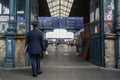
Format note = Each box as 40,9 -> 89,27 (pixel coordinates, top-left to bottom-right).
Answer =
115,0 -> 120,68
25,0 -> 31,33
14,0 -> 17,33
25,0 -> 31,66
100,0 -> 105,66
4,0 -> 16,68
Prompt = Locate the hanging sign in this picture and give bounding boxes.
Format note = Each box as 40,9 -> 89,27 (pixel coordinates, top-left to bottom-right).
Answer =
0,16 -> 9,21
106,14 -> 112,21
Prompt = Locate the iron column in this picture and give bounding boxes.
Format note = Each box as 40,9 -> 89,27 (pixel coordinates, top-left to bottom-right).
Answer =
25,0 -> 31,66
4,0 -> 16,68
25,0 -> 31,33
115,0 -> 120,68
100,0 -> 105,66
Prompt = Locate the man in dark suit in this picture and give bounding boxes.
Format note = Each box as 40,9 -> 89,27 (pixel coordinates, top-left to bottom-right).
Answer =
25,20 -> 46,77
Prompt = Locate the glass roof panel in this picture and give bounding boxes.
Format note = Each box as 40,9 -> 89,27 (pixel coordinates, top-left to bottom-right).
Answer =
53,10 -> 59,14
61,5 -> 66,10
54,6 -> 59,10
47,0 -> 51,3
66,8 -> 70,11
53,1 -> 59,6
67,3 -> 72,7
61,0 -> 67,5
48,3 -> 52,8
47,0 -> 74,17
55,14 -> 59,16
69,0 -> 74,3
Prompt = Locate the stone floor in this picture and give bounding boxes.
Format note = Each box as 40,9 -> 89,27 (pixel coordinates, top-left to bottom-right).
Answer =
0,44 -> 120,80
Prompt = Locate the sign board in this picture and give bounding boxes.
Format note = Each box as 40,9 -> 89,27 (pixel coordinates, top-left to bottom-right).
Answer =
38,17 -> 84,29
0,16 -> 9,21
18,16 -> 25,21
106,14 -> 112,20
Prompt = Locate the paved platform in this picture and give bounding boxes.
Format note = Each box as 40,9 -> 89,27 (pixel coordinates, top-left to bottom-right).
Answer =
0,44 -> 120,80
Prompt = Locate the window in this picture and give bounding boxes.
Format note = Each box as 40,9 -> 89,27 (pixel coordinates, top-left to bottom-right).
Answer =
3,0 -> 9,14
0,0 -> 2,14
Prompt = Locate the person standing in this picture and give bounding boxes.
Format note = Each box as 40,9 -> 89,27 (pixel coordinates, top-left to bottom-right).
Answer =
67,41 -> 70,47
25,20 -> 46,77
55,39 -> 59,49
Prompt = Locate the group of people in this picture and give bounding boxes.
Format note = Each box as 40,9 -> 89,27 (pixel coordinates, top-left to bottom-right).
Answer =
25,20 -> 48,77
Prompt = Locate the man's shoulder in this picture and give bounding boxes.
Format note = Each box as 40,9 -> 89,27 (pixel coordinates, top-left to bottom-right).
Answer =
37,30 -> 43,35
27,29 -> 43,35
26,30 -> 34,36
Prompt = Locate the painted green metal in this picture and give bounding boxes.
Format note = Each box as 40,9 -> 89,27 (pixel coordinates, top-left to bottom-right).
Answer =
100,0 -> 105,66
25,0 -> 31,33
89,0 -> 105,66
4,0 -> 16,68
89,34 -> 102,66
115,0 -> 120,68
25,0 -> 31,66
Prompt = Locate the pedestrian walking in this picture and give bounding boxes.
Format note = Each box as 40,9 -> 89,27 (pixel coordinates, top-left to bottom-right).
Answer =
25,20 -> 46,77
55,39 -> 59,49
67,41 -> 70,47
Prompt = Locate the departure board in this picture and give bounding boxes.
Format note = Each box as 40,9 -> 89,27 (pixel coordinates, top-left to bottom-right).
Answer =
38,17 -> 84,29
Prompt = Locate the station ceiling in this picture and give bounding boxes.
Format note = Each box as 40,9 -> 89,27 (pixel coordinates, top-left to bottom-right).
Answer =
47,0 -> 74,17
38,0 -> 90,24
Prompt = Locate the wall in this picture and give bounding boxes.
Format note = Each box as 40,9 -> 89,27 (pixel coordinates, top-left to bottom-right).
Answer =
105,34 -> 116,68
0,35 -> 26,67
15,35 -> 26,67
0,35 -> 6,67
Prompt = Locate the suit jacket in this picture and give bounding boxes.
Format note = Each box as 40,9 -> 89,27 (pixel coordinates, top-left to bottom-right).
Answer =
26,29 -> 46,55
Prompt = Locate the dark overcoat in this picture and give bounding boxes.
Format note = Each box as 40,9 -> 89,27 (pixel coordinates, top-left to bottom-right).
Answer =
26,29 -> 46,55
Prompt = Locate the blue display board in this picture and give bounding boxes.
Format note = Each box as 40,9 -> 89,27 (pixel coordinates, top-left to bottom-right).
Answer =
53,17 -> 60,28
38,17 -> 84,29
38,17 -> 53,29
